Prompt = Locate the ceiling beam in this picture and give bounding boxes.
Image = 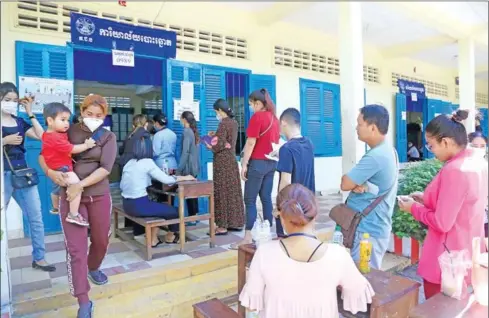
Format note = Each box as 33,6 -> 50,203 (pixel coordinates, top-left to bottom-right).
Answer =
255,2 -> 310,26
382,2 -> 488,47
382,35 -> 456,58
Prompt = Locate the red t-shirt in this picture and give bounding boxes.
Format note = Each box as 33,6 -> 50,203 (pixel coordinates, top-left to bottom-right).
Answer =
41,132 -> 74,171
246,111 -> 280,160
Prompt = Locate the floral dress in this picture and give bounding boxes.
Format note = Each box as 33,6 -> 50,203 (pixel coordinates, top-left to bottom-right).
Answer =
210,117 -> 245,229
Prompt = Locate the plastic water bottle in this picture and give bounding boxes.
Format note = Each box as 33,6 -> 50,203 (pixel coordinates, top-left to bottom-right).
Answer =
251,219 -> 272,246
359,233 -> 372,274
332,225 -> 344,246
162,159 -> 169,175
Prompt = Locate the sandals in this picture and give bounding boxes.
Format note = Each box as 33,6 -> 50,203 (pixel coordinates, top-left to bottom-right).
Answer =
151,239 -> 164,248
207,228 -> 228,236
165,235 -> 180,244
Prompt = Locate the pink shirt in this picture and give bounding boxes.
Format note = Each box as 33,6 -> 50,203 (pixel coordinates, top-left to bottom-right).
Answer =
411,149 -> 488,284
239,242 -> 374,317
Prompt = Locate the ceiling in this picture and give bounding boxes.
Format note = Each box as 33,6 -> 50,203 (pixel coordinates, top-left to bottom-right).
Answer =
224,2 -> 489,77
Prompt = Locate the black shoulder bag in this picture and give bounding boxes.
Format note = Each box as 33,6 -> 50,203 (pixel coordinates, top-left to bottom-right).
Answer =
3,147 -> 39,189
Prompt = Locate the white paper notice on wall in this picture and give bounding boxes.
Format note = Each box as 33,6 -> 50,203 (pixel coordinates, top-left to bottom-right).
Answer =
411,92 -> 417,102
112,50 -> 134,67
18,76 -> 74,114
402,111 -> 407,120
174,99 -> 200,121
181,82 -> 194,102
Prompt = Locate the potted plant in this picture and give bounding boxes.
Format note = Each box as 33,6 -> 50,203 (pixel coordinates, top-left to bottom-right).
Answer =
392,159 -> 443,263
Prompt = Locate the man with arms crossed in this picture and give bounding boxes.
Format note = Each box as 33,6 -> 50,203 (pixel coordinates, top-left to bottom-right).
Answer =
340,104 -> 398,269
274,108 -> 316,237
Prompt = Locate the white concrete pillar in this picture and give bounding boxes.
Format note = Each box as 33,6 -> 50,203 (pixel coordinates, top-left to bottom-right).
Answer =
458,38 -> 476,132
338,2 -> 365,179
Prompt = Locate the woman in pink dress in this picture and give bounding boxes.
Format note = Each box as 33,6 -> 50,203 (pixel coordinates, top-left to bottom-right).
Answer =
398,110 -> 488,300
239,184 -> 374,318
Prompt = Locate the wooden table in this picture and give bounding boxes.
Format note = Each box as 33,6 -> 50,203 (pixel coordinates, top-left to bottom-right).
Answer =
410,293 -> 488,318
161,180 -> 216,253
237,244 -> 420,318
115,180 -> 215,259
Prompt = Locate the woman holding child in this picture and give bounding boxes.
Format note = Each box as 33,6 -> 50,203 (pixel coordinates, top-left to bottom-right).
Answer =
1,81 -> 55,272
40,94 -> 117,318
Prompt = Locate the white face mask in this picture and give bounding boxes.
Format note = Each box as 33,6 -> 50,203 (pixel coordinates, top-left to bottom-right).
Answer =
471,146 -> 487,159
83,117 -> 104,132
1,101 -> 18,116
216,115 -> 221,122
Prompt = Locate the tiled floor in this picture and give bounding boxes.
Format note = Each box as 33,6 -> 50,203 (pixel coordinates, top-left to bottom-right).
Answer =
7,189 -> 340,297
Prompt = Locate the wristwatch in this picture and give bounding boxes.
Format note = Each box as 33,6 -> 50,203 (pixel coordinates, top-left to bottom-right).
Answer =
29,115 -> 36,120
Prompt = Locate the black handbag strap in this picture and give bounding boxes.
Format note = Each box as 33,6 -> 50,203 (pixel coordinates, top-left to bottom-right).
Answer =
361,149 -> 399,218
3,147 -> 17,172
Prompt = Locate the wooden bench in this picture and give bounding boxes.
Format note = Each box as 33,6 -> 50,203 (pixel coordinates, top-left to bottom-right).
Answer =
113,180 -> 215,260
237,243 -> 420,318
193,298 -> 240,318
409,293 -> 488,318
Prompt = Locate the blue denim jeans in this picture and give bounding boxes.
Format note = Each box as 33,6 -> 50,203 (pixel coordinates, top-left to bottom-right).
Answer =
244,159 -> 277,231
4,171 -> 46,262
350,230 -> 390,270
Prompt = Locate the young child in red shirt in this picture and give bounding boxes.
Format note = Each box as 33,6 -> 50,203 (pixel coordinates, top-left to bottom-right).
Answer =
41,102 -> 96,227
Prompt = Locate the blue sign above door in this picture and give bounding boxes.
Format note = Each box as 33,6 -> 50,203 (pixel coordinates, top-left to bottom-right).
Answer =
70,13 -> 177,58
397,79 -> 426,99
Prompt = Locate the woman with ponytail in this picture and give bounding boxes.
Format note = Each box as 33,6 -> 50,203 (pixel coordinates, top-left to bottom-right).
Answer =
239,184 -> 374,317
204,99 -> 244,235
232,88 -> 280,248
399,110 -> 488,299
177,111 -> 201,217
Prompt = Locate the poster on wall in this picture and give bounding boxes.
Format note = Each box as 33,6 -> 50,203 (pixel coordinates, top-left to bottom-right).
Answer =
18,76 -> 74,114
174,100 -> 200,121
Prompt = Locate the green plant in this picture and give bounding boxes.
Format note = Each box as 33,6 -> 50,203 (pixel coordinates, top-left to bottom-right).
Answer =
392,159 -> 443,242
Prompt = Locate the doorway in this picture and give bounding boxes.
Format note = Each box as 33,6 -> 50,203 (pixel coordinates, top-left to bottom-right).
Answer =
406,94 -> 425,162
73,49 -> 165,184
225,72 -> 249,156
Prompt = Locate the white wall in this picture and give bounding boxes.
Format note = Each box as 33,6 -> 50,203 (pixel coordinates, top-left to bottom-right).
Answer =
1,1 -> 488,238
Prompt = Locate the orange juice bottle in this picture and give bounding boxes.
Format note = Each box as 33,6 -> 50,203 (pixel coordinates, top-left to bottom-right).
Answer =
359,233 -> 372,274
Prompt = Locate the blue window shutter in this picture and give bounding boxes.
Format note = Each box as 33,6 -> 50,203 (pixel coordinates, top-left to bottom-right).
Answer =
300,81 -> 324,156
166,60 -> 202,163
202,67 -> 225,163
479,108 -> 488,137
300,79 -> 342,157
15,41 -> 73,235
395,93 -> 408,163
249,74 -> 276,103
323,83 -> 341,156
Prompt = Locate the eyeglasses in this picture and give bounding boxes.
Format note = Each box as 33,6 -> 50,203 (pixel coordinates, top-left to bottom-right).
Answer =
425,144 -> 433,153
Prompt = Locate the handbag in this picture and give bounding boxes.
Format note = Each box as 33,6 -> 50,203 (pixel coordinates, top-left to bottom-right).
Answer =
240,116 -> 274,166
3,147 -> 39,189
330,150 -> 399,248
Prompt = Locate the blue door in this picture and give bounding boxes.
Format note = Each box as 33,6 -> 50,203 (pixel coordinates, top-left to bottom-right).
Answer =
201,67 -> 225,166
165,60 -> 209,214
15,41 -> 74,235
479,108 -> 488,137
423,99 -> 439,159
395,93 -> 408,162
